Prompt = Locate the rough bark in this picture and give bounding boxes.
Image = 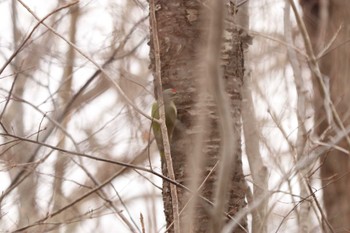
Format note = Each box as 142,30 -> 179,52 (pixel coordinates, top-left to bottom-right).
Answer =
301,0 -> 350,230
149,0 -> 247,232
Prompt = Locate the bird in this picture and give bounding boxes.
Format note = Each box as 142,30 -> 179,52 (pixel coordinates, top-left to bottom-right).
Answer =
151,88 -> 177,163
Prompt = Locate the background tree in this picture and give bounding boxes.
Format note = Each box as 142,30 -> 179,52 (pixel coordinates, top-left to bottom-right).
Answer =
301,0 -> 350,230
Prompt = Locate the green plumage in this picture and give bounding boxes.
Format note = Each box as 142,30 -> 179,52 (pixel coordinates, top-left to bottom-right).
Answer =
151,89 -> 177,159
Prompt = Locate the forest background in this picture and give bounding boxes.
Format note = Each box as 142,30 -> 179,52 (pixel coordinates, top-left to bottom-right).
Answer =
1,0 -> 349,233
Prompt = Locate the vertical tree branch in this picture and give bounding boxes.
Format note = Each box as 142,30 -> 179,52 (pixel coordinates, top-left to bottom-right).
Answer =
284,2 -> 309,232
242,73 -> 268,233
149,1 -> 180,233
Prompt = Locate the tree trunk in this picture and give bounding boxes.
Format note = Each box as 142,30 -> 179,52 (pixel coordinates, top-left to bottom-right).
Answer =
149,0 -> 247,232
301,0 -> 350,230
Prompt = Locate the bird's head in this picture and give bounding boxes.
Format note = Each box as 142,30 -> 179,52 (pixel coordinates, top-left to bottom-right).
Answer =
163,88 -> 177,102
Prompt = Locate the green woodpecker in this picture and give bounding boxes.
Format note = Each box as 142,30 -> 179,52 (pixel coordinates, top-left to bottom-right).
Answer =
151,88 -> 177,159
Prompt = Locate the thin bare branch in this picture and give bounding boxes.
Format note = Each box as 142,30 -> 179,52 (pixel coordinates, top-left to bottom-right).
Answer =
149,0 -> 180,232
16,0 -> 158,124
288,0 -> 350,149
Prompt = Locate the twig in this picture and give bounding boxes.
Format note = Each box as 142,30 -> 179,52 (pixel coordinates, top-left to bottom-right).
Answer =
140,213 -> 146,233
222,125 -> 350,233
288,0 -> 350,149
284,3 -> 309,232
2,131 -> 241,232
16,0 -> 159,124
0,1 -> 80,75
9,140 -> 178,232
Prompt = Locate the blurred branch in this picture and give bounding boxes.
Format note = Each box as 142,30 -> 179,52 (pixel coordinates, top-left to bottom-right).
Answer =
10,137 -> 181,232
0,12 -> 149,206
3,129 -> 244,232
284,2 -> 310,232
223,123 -> 350,233
242,72 -> 268,233
288,0 -> 350,148
205,0 -> 236,232
0,0 -> 79,75
16,0 -> 157,123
